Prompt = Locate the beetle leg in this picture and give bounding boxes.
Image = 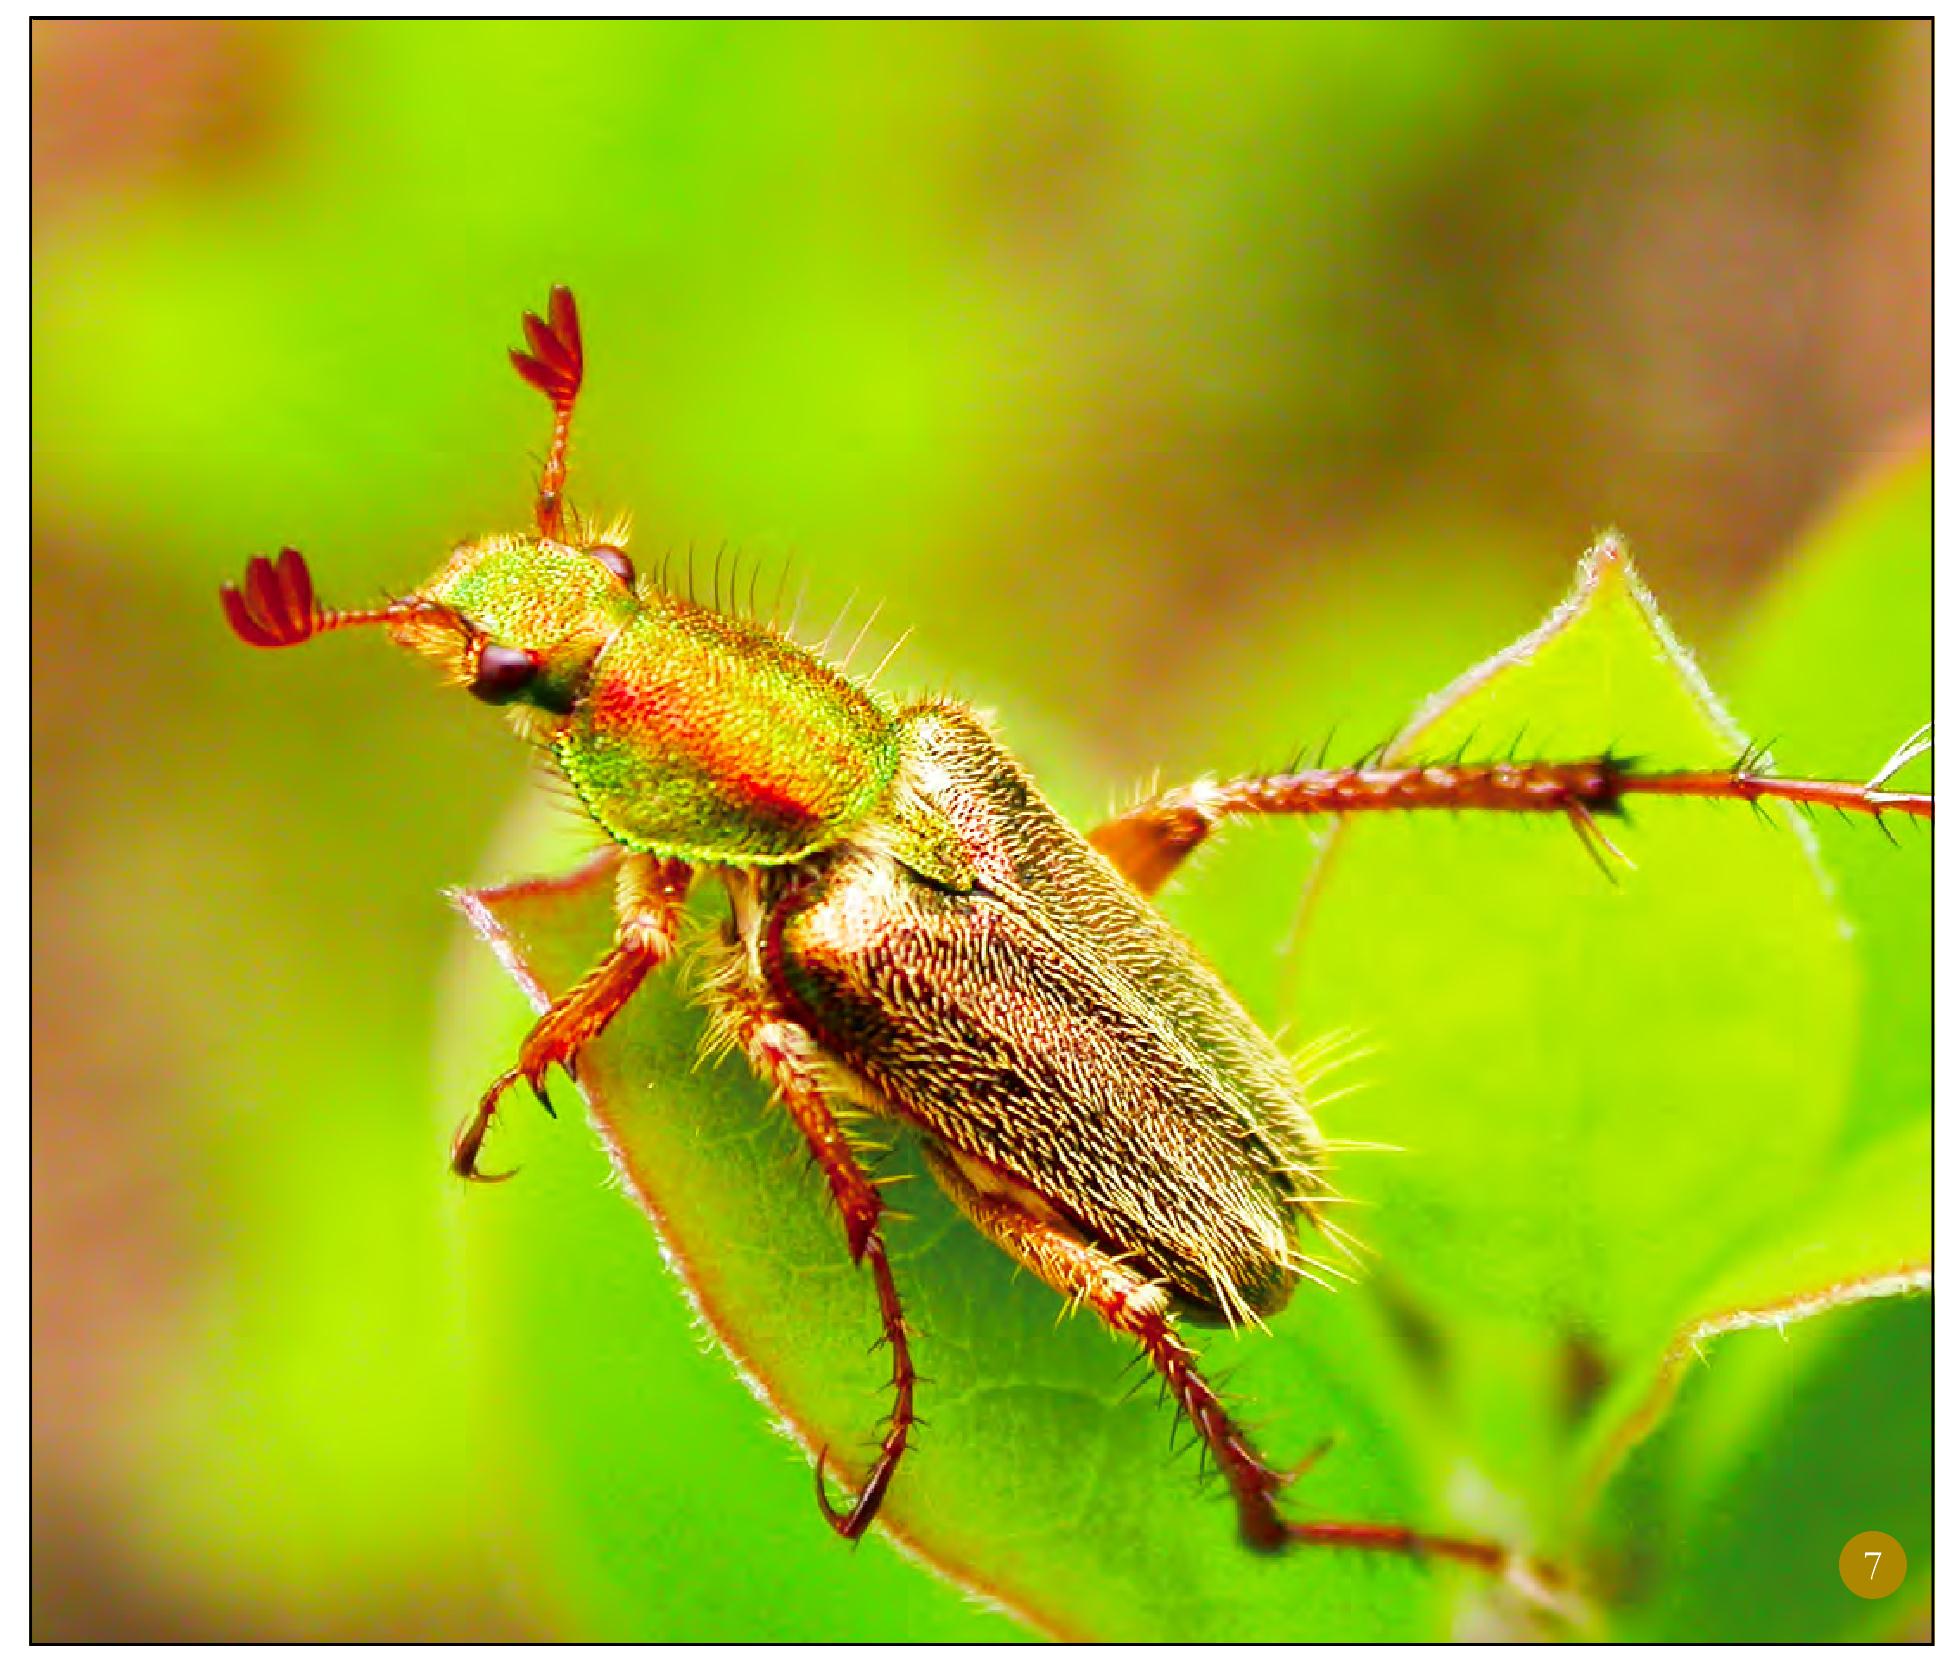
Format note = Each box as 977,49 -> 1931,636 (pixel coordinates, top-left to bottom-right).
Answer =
451,855 -> 691,1182
922,1143 -> 1515,1576
1093,759 -> 1931,896
717,979 -> 917,1542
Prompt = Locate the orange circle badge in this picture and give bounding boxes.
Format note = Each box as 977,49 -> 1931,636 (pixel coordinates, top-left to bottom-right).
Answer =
1839,1531 -> 1906,1600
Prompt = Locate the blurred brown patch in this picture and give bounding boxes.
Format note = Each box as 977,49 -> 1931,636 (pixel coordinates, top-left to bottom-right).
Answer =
32,550 -> 196,1639
1829,22 -> 1930,450
1560,1329 -> 1613,1430
32,20 -> 287,217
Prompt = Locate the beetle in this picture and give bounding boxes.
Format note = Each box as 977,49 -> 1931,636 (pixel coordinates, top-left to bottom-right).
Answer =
221,288 -> 1930,1578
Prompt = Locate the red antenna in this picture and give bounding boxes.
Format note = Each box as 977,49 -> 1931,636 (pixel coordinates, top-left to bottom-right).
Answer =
220,547 -> 399,648
509,285 -> 584,541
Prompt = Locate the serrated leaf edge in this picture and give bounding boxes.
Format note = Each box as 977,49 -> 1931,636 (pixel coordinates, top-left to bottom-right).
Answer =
1573,1260 -> 1931,1523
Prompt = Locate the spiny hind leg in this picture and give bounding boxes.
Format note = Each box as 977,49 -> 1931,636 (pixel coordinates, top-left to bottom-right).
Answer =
1090,763 -> 1648,895
452,855 -> 691,1181
714,977 -> 917,1541
922,1142 -> 1510,1573
1091,753 -> 1931,896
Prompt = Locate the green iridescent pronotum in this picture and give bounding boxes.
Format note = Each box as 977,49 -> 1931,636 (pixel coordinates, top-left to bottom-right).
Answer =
220,288 -> 1931,1581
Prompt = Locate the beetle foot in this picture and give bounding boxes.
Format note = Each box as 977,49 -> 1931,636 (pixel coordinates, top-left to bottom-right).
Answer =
813,1443 -> 899,1542
450,1070 -> 521,1183
515,1024 -> 593,1119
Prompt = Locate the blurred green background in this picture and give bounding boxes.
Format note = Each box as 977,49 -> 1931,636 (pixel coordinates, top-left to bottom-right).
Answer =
33,20 -> 1927,1641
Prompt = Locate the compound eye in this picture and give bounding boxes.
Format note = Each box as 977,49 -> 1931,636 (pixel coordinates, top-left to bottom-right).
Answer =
471,643 -> 542,704
590,545 -> 635,586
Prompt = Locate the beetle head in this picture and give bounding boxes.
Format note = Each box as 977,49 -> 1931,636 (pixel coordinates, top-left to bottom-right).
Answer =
221,531 -> 640,720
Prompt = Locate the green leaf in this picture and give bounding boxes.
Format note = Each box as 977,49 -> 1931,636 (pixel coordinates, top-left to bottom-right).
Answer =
1591,1293 -> 1930,1642
1585,449 -> 1934,1642
1285,538 -> 1926,1591
1725,450 -> 1932,1153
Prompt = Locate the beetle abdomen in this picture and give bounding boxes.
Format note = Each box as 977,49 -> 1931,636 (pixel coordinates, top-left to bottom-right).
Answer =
766,703 -> 1329,1322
